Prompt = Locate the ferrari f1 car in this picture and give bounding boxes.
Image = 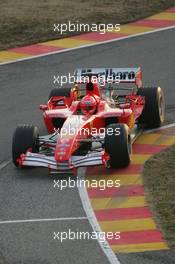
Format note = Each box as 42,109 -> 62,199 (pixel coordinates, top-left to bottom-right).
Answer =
12,68 -> 165,173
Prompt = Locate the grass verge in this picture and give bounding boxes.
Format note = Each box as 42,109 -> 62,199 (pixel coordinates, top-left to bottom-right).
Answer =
143,144 -> 175,248
0,0 -> 175,50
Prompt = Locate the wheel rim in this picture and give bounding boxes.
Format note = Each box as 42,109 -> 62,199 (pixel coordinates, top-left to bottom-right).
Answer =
159,95 -> 165,121
128,136 -> 132,157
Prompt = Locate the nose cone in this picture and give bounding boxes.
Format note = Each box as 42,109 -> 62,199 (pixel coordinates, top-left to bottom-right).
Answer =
54,115 -> 86,162
55,140 -> 71,162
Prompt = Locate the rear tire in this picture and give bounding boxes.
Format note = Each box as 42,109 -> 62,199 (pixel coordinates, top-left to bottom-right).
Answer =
137,87 -> 165,128
104,123 -> 131,168
48,88 -> 72,100
12,125 -> 39,167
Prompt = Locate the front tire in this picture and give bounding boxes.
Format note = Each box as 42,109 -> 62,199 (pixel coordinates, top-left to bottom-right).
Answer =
104,123 -> 131,168
12,125 -> 39,167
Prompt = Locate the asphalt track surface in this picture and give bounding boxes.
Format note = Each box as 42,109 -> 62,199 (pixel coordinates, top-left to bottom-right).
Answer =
0,28 -> 175,264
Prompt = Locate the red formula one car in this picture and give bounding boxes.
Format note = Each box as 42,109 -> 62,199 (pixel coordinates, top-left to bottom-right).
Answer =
12,68 -> 165,173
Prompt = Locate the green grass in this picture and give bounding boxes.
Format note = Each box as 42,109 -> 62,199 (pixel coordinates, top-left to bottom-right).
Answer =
143,144 -> 175,248
0,0 -> 175,50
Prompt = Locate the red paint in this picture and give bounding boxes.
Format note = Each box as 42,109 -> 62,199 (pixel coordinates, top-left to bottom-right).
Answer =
10,44 -> 62,55
133,144 -> 166,154
73,32 -> 127,41
167,7 -> 175,12
86,164 -> 143,176
88,185 -> 144,198
131,19 -> 175,28
107,230 -> 164,245
95,207 -> 151,221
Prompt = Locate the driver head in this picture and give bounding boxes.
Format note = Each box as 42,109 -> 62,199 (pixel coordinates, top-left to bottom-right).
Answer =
80,94 -> 97,115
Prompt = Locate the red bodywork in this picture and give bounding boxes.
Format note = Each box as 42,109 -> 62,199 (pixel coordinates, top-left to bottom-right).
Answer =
40,80 -> 145,164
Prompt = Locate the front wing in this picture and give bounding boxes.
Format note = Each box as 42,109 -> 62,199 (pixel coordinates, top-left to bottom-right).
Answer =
19,151 -> 103,172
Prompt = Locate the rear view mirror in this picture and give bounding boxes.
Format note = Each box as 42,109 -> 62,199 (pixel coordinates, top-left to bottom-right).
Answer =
39,104 -> 48,111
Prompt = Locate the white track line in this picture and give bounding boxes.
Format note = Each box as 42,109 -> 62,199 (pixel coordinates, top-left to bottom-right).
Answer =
77,167 -> 120,264
77,123 -> 175,264
0,25 -> 175,66
0,216 -> 88,225
144,122 -> 175,134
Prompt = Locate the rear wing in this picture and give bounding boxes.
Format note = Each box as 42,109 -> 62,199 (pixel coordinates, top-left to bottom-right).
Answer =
74,67 -> 142,87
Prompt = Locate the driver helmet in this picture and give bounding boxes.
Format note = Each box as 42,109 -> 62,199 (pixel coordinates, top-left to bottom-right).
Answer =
80,94 -> 97,115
